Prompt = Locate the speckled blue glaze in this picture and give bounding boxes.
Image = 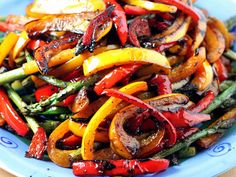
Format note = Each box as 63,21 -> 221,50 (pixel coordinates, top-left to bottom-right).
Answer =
0,0 -> 236,177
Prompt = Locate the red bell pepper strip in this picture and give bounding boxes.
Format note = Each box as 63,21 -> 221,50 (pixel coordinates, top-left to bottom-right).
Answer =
214,58 -> 229,82
25,127 -> 47,159
104,0 -> 128,46
154,0 -> 200,22
124,5 -> 150,15
150,74 -> 172,95
189,90 -> 215,113
61,67 -> 83,82
128,109 -> 151,133
94,64 -> 141,95
77,6 -> 114,54
35,85 -> 76,106
35,85 -> 59,102
102,89 -> 177,146
27,39 -> 46,51
59,134 -> 82,147
128,16 -> 151,47
0,88 -> 29,136
73,158 -> 169,176
162,108 -> 211,128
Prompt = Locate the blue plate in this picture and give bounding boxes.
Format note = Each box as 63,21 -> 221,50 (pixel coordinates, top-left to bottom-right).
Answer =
1,0 -> 236,177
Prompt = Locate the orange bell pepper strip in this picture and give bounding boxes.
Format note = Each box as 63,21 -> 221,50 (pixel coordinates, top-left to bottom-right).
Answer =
191,60 -> 213,92
205,22 -> 225,63
81,81 -> 148,160
47,119 -> 79,167
168,47 -> 206,82
0,32 -> 18,66
83,47 -> 171,76
72,96 -> 108,119
209,17 -> 231,50
68,120 -> 109,143
122,0 -> 177,13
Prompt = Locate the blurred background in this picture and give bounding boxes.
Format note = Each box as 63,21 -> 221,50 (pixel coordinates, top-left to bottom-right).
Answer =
0,0 -> 236,21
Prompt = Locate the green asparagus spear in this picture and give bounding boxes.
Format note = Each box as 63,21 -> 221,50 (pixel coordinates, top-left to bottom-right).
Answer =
224,49 -> 236,61
23,74 -> 99,114
202,83 -> 236,114
153,119 -> 236,158
177,147 -> 196,158
39,106 -> 70,115
25,50 -> 34,62
4,84 -> 39,133
38,75 -> 69,88
220,80 -> 235,91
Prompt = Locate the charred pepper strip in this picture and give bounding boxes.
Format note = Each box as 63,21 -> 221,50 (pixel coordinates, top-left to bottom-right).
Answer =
103,89 -> 177,147
25,127 -> 47,159
128,16 -> 151,47
94,64 -> 141,95
35,34 -> 80,75
189,91 -> 215,113
104,0 -> 128,46
75,6 -> 115,55
150,74 -> 172,95
0,88 -> 29,136
73,158 -> 169,176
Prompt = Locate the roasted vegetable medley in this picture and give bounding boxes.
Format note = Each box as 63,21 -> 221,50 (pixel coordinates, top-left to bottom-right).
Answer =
0,0 -> 236,176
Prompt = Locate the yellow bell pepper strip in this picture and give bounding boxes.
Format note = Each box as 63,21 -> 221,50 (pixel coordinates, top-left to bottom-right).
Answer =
83,47 -> 171,76
191,60 -> 213,92
47,119 -> 80,167
12,31 -> 30,60
154,0 -> 200,22
81,81 -> 148,160
168,47 -> 206,83
122,0 -> 177,13
0,45 -> 114,85
0,32 -> 18,66
68,120 -> 109,143
26,0 -> 105,18
49,45 -> 118,77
